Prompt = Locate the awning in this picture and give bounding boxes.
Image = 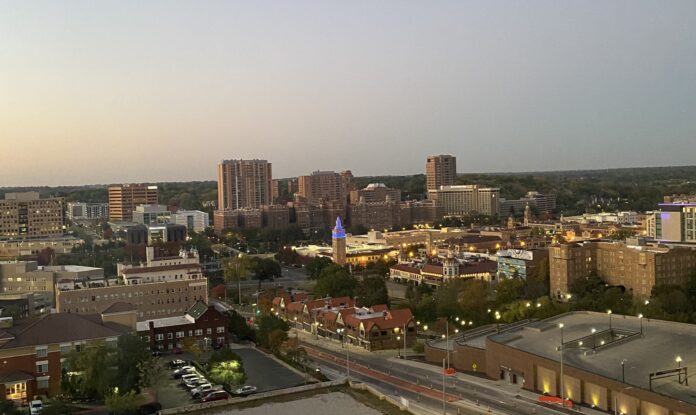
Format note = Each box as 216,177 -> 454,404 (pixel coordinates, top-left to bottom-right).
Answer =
0,371 -> 34,384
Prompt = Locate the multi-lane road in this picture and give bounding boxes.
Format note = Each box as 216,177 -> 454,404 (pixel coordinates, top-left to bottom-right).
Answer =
299,334 -> 574,415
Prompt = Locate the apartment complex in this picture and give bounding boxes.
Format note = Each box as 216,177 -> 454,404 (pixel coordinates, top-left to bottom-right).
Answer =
297,170 -> 353,206
108,184 -> 159,222
66,202 -> 109,221
349,183 -> 401,204
0,192 -> 65,240
646,202 -> 696,242
428,185 -> 500,217
217,159 -> 272,210
426,154 -> 457,191
56,247 -> 208,320
549,240 -> 696,299
137,301 -> 228,352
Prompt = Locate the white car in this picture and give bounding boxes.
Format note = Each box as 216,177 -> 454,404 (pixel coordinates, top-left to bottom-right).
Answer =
191,383 -> 216,397
234,385 -> 258,396
184,377 -> 207,389
30,400 -> 43,414
180,373 -> 201,384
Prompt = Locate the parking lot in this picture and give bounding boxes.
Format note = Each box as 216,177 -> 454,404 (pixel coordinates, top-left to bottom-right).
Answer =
157,347 -> 306,410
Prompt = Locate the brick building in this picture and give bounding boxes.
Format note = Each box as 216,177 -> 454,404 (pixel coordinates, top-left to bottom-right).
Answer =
108,184 -> 159,222
137,302 -> 228,352
0,192 -> 65,240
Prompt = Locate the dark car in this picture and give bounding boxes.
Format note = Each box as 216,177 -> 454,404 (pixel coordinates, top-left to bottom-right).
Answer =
200,391 -> 229,403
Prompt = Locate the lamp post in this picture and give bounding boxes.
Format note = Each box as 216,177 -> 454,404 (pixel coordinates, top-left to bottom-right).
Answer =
676,356 -> 682,368
559,323 -> 565,403
446,320 -> 450,368
442,358 -> 446,415
237,253 -> 243,305
607,309 -> 613,331
638,314 -> 643,334
495,312 -> 501,333
403,323 -> 407,359
621,359 -> 627,383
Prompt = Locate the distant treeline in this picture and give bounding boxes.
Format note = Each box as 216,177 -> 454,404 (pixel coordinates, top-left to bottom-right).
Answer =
3,165 -> 696,216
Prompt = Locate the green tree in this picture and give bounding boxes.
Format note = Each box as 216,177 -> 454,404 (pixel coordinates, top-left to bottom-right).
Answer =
356,276 -> 389,307
253,258 -> 282,290
113,334 -> 151,394
223,255 -> 252,303
257,314 -> 289,351
227,310 -> 256,341
267,329 -> 288,354
105,390 -> 143,415
65,344 -> 112,399
495,278 -> 526,305
314,265 -> 357,298
306,256 -> 333,279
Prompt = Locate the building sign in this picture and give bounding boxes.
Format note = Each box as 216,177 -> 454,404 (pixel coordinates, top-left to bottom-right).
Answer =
498,249 -> 533,261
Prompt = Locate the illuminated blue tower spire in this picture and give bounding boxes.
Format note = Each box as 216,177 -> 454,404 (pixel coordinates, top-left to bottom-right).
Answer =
332,216 -> 346,239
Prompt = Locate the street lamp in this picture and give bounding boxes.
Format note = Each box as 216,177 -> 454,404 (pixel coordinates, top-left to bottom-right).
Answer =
559,323 -> 565,403
676,356 -> 683,368
237,253 -> 244,305
495,312 -> 501,333
638,314 -> 643,334
607,309 -> 613,331
621,359 -> 627,383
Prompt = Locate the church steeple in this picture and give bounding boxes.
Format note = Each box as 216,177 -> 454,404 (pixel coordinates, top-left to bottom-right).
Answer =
332,216 -> 347,265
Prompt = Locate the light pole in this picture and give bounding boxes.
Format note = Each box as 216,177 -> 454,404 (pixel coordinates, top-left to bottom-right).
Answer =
495,311 -> 501,333
621,359 -> 627,383
559,323 -> 565,403
446,320 -> 450,368
442,358 -> 446,415
607,309 -> 613,331
403,323 -> 407,359
237,253 -> 243,305
638,313 -> 643,334
676,356 -> 682,368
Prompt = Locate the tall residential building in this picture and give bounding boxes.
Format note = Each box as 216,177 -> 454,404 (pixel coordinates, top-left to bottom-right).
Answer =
499,192 -> 557,216
332,217 -> 347,265
427,185 -> 500,217
297,171 -> 348,206
426,155 -> 457,192
217,159 -> 272,210
0,192 -> 65,240
549,240 -> 696,300
108,184 -> 159,222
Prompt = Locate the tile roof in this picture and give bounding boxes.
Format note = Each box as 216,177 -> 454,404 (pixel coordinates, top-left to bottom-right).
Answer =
1,313 -> 131,349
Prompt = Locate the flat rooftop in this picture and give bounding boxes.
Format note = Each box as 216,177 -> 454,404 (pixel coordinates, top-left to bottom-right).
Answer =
136,315 -> 191,331
490,311 -> 696,405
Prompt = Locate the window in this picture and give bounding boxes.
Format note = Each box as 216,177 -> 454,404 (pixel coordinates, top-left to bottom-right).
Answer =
59,344 -> 72,354
155,334 -> 164,341
143,335 -> 150,342
206,328 -> 212,335
75,342 -> 84,352
36,346 -> 48,358
176,331 -> 184,338
167,333 -> 173,340
36,377 -> 49,390
195,329 -> 203,336
217,337 -> 225,344
216,326 -> 225,333
36,361 -> 48,373
188,330 -> 193,337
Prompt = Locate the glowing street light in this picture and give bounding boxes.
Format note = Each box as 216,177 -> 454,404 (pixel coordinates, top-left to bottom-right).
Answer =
676,356 -> 683,368
559,323 -> 565,403
638,314 -> 644,334
607,309 -> 613,331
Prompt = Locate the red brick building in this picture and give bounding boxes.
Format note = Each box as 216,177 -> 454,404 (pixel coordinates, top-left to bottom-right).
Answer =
137,302 -> 229,352
0,312 -> 131,402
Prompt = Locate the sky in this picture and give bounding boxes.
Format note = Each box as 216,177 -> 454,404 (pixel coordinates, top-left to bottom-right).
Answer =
1,1 -> 695,186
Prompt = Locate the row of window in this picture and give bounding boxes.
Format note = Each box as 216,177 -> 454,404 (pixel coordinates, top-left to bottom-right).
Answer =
145,326 -> 225,342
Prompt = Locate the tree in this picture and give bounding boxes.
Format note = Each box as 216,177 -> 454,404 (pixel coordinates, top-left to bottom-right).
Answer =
525,258 -> 549,298
223,255 -> 252,303
65,344 -> 112,399
105,390 -> 143,415
457,279 -> 491,312
137,357 -> 167,390
495,278 -> 526,305
257,315 -> 289,351
314,265 -> 357,298
253,258 -> 282,290
267,329 -> 288,354
209,360 -> 246,388
306,256 -> 333,279
0,400 -> 21,415
356,276 -> 389,307
182,337 -> 202,362
36,247 -> 55,266
227,310 -> 256,342
113,334 -> 151,394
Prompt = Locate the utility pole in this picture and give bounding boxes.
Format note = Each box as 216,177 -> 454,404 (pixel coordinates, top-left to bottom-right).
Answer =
446,320 -> 450,368
442,358 -> 446,415
559,323 -> 565,405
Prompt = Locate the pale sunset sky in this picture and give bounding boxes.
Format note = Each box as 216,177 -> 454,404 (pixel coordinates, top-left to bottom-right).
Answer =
1,1 -> 695,186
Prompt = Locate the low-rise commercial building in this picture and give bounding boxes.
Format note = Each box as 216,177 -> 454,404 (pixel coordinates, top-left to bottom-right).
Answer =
137,301 -> 228,352
425,312 -> 695,415
132,204 -> 171,225
0,236 -> 84,260
66,202 -> 109,221
171,210 -> 209,233
390,256 -> 497,288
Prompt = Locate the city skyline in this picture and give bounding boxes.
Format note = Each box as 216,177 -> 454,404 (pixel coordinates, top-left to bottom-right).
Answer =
2,0 -> 696,186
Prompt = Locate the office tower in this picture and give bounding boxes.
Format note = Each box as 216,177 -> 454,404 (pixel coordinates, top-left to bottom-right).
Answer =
217,159 -> 272,210
0,192 -> 65,240
108,184 -> 159,222
426,155 -> 457,191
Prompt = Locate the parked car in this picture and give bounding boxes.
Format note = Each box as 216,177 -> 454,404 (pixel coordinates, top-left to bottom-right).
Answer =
173,366 -> 195,378
184,377 -> 208,389
151,350 -> 162,357
191,383 -> 219,398
30,400 -> 43,414
168,359 -> 187,369
233,385 -> 258,396
200,390 -> 229,403
180,373 -> 201,384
